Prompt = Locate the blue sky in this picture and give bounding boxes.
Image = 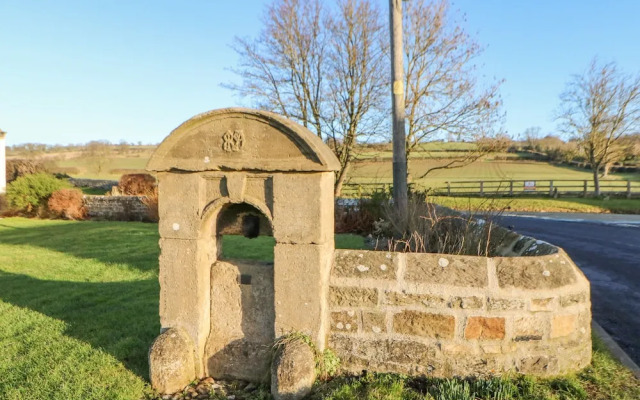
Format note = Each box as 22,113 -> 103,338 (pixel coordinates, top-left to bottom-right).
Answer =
1,0 -> 640,146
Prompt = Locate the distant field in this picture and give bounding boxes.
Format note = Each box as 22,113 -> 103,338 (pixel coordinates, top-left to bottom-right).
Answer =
52,153 -> 152,180
12,144 -> 640,197
346,158 -> 638,191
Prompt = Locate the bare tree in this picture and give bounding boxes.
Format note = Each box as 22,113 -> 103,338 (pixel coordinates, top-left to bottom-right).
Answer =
557,59 -> 640,195
225,0 -> 326,137
326,0 -> 388,196
227,0 -> 388,196
402,0 -> 503,180
84,140 -> 111,175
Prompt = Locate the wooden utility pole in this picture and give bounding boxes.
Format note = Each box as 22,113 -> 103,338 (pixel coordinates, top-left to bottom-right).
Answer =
389,0 -> 408,216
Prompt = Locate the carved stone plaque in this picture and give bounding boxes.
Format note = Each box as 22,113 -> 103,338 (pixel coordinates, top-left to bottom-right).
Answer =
222,130 -> 245,152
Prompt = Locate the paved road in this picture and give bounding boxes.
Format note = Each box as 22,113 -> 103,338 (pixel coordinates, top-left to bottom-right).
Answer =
496,214 -> 640,365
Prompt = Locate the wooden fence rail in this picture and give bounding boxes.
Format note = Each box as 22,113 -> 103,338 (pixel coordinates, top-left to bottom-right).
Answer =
341,179 -> 640,198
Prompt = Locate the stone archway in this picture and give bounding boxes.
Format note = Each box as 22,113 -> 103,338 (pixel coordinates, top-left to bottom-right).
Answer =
147,108 -> 340,393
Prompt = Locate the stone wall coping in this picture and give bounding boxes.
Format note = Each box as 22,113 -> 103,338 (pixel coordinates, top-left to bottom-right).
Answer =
332,248 -> 589,293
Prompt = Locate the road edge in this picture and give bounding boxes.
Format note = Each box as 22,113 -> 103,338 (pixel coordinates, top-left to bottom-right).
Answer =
592,320 -> 640,379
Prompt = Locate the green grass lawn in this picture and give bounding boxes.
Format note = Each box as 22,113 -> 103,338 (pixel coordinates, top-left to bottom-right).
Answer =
348,159 -> 636,188
1,218 -> 638,400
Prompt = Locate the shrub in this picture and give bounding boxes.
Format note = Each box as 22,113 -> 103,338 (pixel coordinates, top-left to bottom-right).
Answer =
141,187 -> 159,222
48,188 -> 86,220
118,173 -> 156,196
335,191 -> 389,234
6,159 -> 48,183
6,173 -> 70,214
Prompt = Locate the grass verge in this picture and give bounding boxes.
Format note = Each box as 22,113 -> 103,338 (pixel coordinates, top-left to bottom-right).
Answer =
432,196 -> 640,214
0,218 -> 638,399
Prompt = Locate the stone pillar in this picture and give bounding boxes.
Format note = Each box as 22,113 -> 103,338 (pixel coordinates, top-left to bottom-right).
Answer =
0,129 -> 6,194
154,172 -> 210,378
272,172 -> 334,350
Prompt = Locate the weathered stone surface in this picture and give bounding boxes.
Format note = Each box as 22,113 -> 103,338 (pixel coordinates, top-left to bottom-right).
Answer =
158,238 -> 210,368
393,311 -> 455,339
362,312 -> 386,334
487,298 -> 525,311
158,172 -> 203,239
272,173 -> 334,244
550,315 -> 576,338
513,316 -> 546,341
330,286 -> 378,307
560,292 -> 587,307
205,260 -> 274,381
149,328 -> 196,394
329,335 -> 437,368
442,342 -> 475,355
448,296 -> 484,309
450,356 -> 505,377
496,255 -> 577,289
147,108 -> 340,173
404,253 -> 488,287
274,243 -> 333,348
465,317 -> 505,340
517,355 -> 558,374
331,311 -> 358,333
84,195 -> 150,221
271,340 -> 316,400
384,291 -> 447,308
333,250 -> 397,280
531,297 -> 555,312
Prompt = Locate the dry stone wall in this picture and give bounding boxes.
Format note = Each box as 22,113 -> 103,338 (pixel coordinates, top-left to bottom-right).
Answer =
328,249 -> 591,377
84,195 -> 149,221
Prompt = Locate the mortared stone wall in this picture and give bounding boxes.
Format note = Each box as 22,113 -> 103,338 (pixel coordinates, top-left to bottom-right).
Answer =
328,248 -> 591,377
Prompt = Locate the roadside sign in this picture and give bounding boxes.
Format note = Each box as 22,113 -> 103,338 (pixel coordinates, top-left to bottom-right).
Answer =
524,181 -> 536,191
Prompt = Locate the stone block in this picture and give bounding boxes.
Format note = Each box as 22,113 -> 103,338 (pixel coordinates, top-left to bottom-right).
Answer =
330,286 -> 378,307
442,342 -> 476,355
404,253 -> 488,287
158,238 -> 210,362
328,335 -> 437,369
202,174 -> 223,199
480,344 -> 503,354
362,312 -> 386,334
393,310 -> 455,339
244,175 -> 274,213
550,314 -> 576,338
333,250 -> 398,280
331,311 -> 358,333
560,292 -> 587,307
205,260 -> 275,382
386,340 -> 438,365
513,315 -> 546,341
531,297 -> 555,312
271,339 -> 316,400
149,328 -> 196,394
272,173 -> 333,244
517,355 -> 558,375
464,317 -> 505,340
158,172 -> 203,239
451,356 -> 505,377
384,291 -> 447,308
274,243 -> 332,348
487,298 -> 525,311
495,255 -> 577,289
448,296 -> 484,309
